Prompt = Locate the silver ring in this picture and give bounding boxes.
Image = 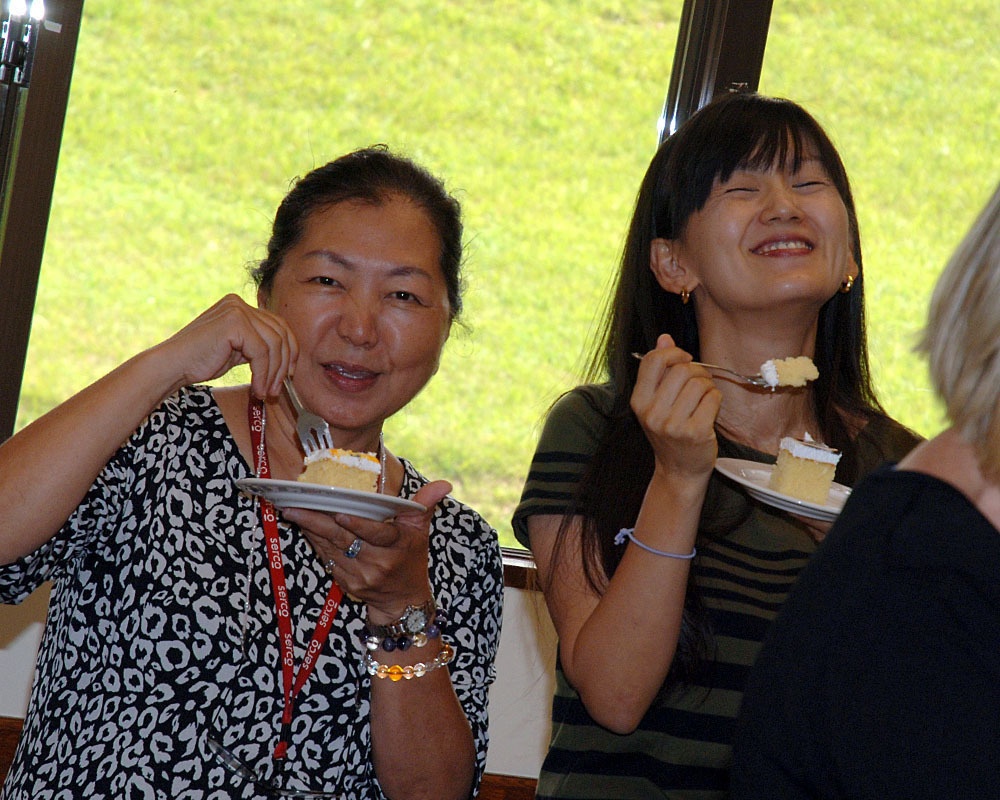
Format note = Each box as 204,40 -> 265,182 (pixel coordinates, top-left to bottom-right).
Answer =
323,558 -> 336,576
343,538 -> 363,559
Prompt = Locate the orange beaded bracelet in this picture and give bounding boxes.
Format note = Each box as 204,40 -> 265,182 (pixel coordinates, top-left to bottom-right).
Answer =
363,641 -> 455,682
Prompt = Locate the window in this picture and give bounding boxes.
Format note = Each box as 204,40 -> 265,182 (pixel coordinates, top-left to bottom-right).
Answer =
758,0 -> 998,438
17,1 -> 998,550
21,2 -> 683,548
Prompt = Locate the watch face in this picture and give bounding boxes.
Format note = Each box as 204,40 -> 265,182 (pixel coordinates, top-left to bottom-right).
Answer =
404,606 -> 428,633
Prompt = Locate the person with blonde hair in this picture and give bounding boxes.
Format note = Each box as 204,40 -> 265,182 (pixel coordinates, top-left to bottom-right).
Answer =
731,180 -> 1000,798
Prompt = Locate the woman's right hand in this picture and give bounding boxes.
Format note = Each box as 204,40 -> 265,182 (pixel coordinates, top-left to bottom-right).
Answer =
631,333 -> 722,482
155,294 -> 298,401
0,294 -> 297,563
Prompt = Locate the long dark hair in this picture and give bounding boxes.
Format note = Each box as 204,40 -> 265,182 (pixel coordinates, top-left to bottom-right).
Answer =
564,92 -> 887,684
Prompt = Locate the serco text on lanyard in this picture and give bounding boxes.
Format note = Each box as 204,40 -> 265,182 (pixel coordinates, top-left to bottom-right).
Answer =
248,398 -> 344,761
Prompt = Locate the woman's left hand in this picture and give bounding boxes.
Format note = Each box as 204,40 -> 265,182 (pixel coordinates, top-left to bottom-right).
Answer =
281,480 -> 452,622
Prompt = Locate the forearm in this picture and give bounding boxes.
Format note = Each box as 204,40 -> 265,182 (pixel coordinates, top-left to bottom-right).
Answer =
559,470 -> 708,731
369,657 -> 476,800
0,345 -> 184,564
569,565 -> 690,729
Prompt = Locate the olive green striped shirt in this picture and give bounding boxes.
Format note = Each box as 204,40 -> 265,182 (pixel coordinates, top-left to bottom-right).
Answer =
512,384 -> 920,799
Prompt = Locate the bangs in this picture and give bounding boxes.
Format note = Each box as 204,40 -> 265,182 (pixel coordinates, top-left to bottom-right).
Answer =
711,99 -> 825,185
655,93 -> 853,241
728,125 -> 811,180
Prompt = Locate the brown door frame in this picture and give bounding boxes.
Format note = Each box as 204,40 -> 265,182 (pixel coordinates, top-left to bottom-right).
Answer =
0,0 -> 83,441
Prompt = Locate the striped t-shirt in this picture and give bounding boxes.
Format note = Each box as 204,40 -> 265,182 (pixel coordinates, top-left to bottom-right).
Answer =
512,383 -> 920,799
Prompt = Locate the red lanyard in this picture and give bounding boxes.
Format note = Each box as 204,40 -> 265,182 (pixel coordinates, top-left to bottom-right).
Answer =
248,399 -> 343,760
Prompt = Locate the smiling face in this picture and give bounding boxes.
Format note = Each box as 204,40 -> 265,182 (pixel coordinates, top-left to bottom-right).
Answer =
662,153 -> 858,314
260,194 -> 452,449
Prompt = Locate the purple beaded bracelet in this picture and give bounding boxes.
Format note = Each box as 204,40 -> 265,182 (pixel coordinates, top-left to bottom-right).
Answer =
362,607 -> 446,653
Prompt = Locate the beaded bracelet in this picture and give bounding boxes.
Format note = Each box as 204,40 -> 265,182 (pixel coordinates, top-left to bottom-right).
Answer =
362,604 -> 445,653
615,527 -> 697,560
364,641 -> 455,681
361,621 -> 441,654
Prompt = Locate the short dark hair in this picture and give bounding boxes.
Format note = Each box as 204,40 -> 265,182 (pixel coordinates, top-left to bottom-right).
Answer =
251,145 -> 464,319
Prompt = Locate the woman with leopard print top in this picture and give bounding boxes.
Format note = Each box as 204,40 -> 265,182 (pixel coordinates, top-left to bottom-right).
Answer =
0,147 -> 502,800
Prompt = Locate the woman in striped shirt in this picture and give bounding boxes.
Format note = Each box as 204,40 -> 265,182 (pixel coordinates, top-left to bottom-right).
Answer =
511,92 -> 919,799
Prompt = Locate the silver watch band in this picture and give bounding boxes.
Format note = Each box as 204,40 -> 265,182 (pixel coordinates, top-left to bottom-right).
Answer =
365,598 -> 436,639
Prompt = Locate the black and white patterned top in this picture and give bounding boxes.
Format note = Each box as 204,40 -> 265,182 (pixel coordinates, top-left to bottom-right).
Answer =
0,386 -> 503,800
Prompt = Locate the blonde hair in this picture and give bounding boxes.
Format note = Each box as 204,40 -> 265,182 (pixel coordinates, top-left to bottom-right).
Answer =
917,181 -> 1000,481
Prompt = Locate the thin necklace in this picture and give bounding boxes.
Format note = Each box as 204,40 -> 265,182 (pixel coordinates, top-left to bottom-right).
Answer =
377,431 -> 386,494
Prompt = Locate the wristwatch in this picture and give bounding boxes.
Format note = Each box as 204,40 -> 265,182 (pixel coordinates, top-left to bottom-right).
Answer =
366,599 -> 437,638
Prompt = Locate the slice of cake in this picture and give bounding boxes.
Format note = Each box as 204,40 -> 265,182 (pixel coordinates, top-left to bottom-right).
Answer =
299,449 -> 381,493
760,356 -> 819,389
769,433 -> 841,505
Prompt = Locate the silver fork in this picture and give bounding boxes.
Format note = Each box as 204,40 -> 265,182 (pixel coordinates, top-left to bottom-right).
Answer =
283,378 -> 334,455
631,352 -> 771,387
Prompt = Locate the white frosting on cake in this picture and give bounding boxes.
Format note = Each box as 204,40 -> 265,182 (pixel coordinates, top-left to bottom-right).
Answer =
303,449 -> 381,474
760,360 -> 780,387
778,433 -> 841,465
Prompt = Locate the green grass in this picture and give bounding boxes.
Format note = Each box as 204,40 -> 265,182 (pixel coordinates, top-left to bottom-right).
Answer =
19,0 -> 999,546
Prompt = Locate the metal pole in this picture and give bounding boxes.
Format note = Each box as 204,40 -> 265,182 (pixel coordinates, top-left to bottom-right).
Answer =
0,1 -> 42,224
657,0 -> 774,144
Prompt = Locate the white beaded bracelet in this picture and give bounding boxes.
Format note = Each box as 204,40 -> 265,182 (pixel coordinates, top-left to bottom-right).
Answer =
363,641 -> 455,681
615,527 -> 697,560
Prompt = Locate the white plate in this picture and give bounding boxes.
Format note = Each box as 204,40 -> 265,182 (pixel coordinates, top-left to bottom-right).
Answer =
236,478 -> 425,521
714,457 -> 850,522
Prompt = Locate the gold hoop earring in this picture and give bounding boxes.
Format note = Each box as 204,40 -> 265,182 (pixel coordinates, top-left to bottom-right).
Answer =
680,288 -> 690,305
840,274 -> 855,293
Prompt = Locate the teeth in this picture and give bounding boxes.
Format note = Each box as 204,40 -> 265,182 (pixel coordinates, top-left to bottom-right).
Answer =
756,240 -> 812,254
332,365 -> 372,380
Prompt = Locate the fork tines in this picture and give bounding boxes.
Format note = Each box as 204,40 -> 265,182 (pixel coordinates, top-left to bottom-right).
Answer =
283,378 -> 334,456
